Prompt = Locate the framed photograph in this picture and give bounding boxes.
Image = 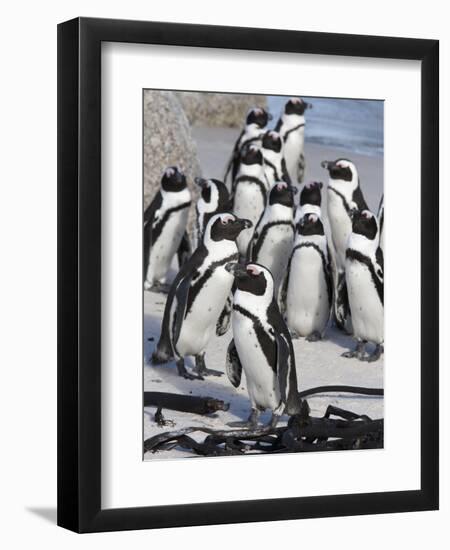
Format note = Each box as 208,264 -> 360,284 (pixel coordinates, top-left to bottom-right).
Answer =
57,17 -> 439,533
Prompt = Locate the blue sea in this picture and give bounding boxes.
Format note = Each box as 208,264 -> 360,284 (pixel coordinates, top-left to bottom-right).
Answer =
267,96 -> 384,158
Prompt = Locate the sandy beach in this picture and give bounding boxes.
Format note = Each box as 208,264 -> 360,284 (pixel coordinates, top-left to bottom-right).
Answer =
144,125 -> 384,460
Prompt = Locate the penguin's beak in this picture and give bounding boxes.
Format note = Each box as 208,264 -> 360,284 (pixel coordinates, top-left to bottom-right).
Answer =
291,185 -> 299,195
321,160 -> 332,170
305,102 -> 313,110
225,262 -> 248,278
194,177 -> 208,188
233,218 -> 253,231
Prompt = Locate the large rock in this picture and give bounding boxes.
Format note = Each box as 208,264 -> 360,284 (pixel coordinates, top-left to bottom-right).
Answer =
176,92 -> 267,128
143,90 -> 201,230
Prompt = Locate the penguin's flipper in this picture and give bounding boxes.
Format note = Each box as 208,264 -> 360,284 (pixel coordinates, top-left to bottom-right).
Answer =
177,232 -> 191,268
143,192 -> 163,278
325,244 -> 334,308
226,339 -> 242,388
279,254 -> 292,316
156,245 -> 208,358
352,185 -> 369,212
275,332 -> 291,403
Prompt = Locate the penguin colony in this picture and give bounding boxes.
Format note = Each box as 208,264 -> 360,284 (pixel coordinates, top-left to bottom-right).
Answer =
145,98 -> 384,430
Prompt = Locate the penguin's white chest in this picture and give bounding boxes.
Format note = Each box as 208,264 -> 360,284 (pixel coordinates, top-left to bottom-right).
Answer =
234,183 -> 266,256
345,259 -> 384,344
255,224 -> 294,291
284,132 -> 304,181
147,208 -> 189,283
286,246 -> 330,336
175,267 -> 234,356
232,312 -> 281,411
327,190 -> 351,269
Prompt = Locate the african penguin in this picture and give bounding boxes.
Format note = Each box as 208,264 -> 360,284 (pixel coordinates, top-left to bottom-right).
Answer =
224,107 -> 270,190
343,209 -> 384,362
193,177 -> 230,248
282,212 -> 332,341
295,180 -> 323,223
275,97 -> 312,193
248,181 -> 295,295
378,194 -> 384,254
143,166 -> 192,292
321,158 -> 368,330
232,145 -> 269,257
261,130 -> 291,188
151,213 -> 252,379
225,262 -> 302,429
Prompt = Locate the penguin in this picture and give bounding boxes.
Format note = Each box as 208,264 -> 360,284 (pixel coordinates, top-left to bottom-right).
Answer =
343,209 -> 384,362
275,97 -> 312,193
378,194 -> 384,254
151,213 -> 252,379
282,212 -> 332,341
295,180 -> 323,223
321,158 -> 368,330
261,130 -> 291,188
143,166 -> 192,292
248,181 -> 295,295
224,107 -> 270,189
232,145 -> 269,257
224,262 -> 301,429
193,177 -> 230,248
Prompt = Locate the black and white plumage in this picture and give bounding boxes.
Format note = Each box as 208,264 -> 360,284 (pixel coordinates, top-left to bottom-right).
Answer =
275,98 -> 312,193
321,158 -> 368,330
224,107 -> 270,190
225,262 -> 302,428
193,177 -> 230,248
377,194 -> 384,254
261,130 -> 291,188
151,213 -> 252,379
283,213 -> 332,341
232,146 -> 269,257
343,209 -> 384,362
295,180 -> 323,224
248,181 -> 295,294
143,166 -> 192,291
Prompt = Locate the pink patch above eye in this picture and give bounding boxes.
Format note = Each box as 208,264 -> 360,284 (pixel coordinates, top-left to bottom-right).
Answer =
222,215 -> 234,223
269,131 -> 278,138
253,108 -> 262,115
247,265 -> 260,275
277,182 -> 287,190
165,167 -> 174,177
309,214 -> 317,223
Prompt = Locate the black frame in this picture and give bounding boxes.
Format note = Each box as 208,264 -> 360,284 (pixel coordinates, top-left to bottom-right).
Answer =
57,17 -> 439,533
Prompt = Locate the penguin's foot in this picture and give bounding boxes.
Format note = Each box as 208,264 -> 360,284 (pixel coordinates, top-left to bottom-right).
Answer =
360,344 -> 384,363
306,331 -> 322,342
267,413 -> 281,429
228,409 -> 260,429
176,359 -> 204,381
154,407 -> 175,427
193,355 -> 223,377
342,340 -> 366,359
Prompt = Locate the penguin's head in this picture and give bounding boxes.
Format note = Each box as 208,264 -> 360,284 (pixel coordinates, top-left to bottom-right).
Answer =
225,262 -> 273,297
285,97 -> 311,116
161,166 -> 187,192
195,177 -> 229,206
246,107 -> 270,129
269,181 -> 296,208
321,159 -> 357,182
297,213 -> 325,236
206,213 -> 252,243
240,145 -> 263,166
300,181 -> 323,207
351,209 -> 378,240
262,130 -> 283,153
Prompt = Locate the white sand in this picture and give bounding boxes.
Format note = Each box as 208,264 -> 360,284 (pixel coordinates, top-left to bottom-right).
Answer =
144,126 -> 384,460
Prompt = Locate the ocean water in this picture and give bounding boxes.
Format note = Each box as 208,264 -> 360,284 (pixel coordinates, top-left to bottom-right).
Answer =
267,95 -> 384,157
